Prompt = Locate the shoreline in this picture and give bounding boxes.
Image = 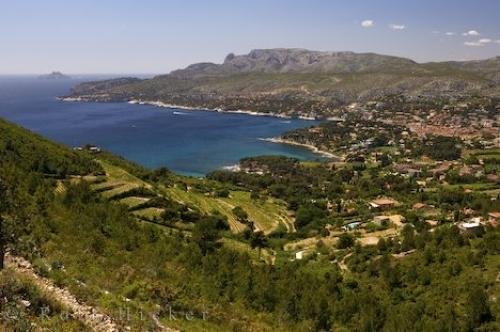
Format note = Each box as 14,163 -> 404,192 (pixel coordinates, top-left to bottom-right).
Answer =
58,97 -> 318,121
58,96 -> 334,166
260,137 -> 339,159
127,99 -> 318,120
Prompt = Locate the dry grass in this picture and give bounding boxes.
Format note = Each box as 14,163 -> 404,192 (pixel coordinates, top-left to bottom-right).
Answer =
165,186 -> 293,234
133,207 -> 164,220
119,196 -> 151,208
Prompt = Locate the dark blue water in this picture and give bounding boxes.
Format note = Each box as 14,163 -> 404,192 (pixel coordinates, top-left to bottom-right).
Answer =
0,76 -> 321,176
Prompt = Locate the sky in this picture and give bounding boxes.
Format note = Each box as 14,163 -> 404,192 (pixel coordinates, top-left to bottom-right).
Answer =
1,0 -> 500,74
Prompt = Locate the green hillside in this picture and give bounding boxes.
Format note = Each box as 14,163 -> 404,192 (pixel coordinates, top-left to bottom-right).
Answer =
1,117 -> 499,331
0,118 -> 102,176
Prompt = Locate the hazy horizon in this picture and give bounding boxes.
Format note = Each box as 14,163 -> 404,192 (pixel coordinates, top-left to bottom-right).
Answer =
2,0 -> 499,74
1,48 -> 500,77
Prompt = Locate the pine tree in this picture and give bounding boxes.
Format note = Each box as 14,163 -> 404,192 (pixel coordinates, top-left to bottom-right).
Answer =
0,215 -> 4,270
0,180 -> 6,270
466,284 -> 492,329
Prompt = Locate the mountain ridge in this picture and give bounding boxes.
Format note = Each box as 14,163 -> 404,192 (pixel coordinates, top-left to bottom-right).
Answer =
167,48 -> 422,78
63,48 -> 500,118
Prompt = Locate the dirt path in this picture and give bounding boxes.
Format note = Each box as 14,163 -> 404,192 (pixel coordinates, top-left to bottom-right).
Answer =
5,253 -> 121,331
338,252 -> 352,272
6,253 -> 178,331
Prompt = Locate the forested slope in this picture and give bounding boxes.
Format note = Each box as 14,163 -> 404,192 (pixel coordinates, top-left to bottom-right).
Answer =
0,118 -> 499,331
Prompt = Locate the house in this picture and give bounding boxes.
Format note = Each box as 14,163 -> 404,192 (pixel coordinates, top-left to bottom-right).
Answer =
458,165 -> 472,176
373,215 -> 390,226
412,202 -> 427,210
458,217 -> 483,232
416,180 -> 427,187
387,214 -> 405,227
488,212 -> 500,227
425,220 -> 439,227
342,221 -> 362,231
392,164 -> 421,177
89,146 -> 101,153
486,174 -> 499,183
369,197 -> 399,209
74,145 -> 101,153
430,162 -> 452,176
459,165 -> 483,177
371,214 -> 404,227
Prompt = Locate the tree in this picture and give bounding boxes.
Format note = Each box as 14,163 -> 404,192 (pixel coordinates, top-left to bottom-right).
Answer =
337,233 -> 355,249
424,136 -> 462,160
401,224 -> 416,252
466,284 -> 492,329
250,231 -> 268,258
0,215 -> 4,270
215,188 -> 230,198
192,216 -> 222,255
250,231 -> 267,249
0,180 -> 6,270
295,204 -> 327,229
378,153 -> 392,167
232,206 -> 248,222
336,199 -> 342,213
377,238 -> 388,253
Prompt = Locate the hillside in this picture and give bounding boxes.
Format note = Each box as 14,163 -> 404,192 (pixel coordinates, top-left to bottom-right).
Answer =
0,118 -> 102,176
62,49 -> 500,118
1,117 -> 499,331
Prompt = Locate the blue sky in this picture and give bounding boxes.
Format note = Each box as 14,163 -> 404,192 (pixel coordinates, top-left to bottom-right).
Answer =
1,0 -> 499,74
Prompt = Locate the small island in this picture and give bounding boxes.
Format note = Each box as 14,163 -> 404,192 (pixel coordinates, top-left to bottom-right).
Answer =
38,71 -> 70,80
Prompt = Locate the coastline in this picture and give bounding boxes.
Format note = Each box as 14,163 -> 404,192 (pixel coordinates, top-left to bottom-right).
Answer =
58,96 -> 333,163
260,137 -> 339,159
59,97 -> 317,121
127,99 -> 318,120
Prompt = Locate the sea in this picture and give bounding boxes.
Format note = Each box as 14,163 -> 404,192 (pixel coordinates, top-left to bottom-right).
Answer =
0,75 -> 322,177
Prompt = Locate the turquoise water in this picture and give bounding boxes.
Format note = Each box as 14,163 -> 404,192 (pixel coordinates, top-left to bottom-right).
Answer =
0,76 -> 321,176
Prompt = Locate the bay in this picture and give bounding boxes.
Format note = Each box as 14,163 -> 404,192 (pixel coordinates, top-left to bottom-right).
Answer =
0,75 -> 321,176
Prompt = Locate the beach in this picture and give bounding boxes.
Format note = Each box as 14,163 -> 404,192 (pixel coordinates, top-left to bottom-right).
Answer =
261,137 -> 339,159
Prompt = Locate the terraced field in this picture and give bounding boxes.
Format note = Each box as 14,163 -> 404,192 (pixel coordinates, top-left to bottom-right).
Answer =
89,161 -> 164,221
119,196 -> 151,209
87,160 -> 295,234
132,207 -> 164,220
165,186 -> 294,234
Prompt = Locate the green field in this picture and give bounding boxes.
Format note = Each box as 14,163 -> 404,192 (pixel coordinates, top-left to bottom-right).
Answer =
90,160 -> 294,233
164,186 -> 294,234
90,161 -> 161,219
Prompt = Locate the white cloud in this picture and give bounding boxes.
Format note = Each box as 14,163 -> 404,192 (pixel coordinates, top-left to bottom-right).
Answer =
462,30 -> 480,36
361,20 -> 374,28
495,40 -> 500,44
478,38 -> 492,43
464,41 -> 484,47
445,32 -> 455,36
389,24 -> 405,30
464,38 -> 494,47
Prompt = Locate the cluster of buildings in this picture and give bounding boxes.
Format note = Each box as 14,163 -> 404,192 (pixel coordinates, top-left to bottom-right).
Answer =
349,101 -> 499,143
458,212 -> 500,232
73,145 -> 102,154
